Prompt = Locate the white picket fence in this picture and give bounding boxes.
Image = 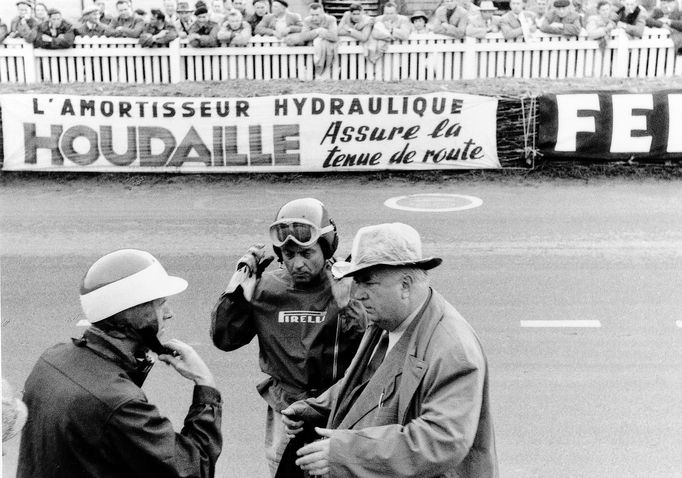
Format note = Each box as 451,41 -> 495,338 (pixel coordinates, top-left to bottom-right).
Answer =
0,28 -> 679,84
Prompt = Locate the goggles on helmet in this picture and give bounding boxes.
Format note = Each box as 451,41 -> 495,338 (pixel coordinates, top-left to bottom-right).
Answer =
269,219 -> 334,248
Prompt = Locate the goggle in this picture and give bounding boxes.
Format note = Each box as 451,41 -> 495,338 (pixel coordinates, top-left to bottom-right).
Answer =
269,219 -> 334,248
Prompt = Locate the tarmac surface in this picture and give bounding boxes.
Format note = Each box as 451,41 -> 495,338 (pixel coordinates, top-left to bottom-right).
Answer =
1,177 -> 681,477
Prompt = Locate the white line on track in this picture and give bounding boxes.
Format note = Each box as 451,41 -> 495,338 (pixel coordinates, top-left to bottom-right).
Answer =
384,193 -> 483,212
520,320 -> 602,328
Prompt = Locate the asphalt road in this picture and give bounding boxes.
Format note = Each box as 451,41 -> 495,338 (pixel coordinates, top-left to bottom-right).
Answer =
1,177 -> 681,477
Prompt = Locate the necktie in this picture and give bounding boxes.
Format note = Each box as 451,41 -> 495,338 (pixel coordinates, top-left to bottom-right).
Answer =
361,331 -> 389,383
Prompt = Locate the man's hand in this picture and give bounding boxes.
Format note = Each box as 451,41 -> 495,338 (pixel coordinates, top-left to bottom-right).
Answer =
158,339 -> 216,388
281,402 -> 308,438
237,243 -> 275,277
295,428 -> 332,476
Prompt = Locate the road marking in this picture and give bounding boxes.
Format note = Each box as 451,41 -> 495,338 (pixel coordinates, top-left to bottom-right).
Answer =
520,320 -> 602,328
676,321 -> 682,328
384,193 -> 483,212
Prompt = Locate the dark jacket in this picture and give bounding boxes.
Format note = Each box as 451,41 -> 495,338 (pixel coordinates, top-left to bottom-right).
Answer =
211,267 -> 365,412
17,328 -> 223,478
139,20 -> 178,46
33,20 -> 75,49
105,15 -> 145,38
188,20 -> 219,47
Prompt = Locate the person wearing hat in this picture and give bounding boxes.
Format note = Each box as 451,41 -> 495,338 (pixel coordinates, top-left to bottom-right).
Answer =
254,0 -> 303,40
246,0 -> 269,35
281,223 -> 498,478
140,8 -> 179,47
410,10 -> 430,33
466,0 -> 501,38
499,0 -> 538,40
175,1 -> 195,37
338,2 -> 374,42
75,6 -> 108,37
17,249 -> 223,478
33,8 -> 76,49
187,5 -> 220,46
104,0 -> 145,38
646,0 -> 682,50
9,1 -> 38,42
211,198 -> 365,476
539,0 -> 581,35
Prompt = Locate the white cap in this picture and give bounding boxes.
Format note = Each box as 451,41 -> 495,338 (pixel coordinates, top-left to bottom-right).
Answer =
79,249 -> 187,323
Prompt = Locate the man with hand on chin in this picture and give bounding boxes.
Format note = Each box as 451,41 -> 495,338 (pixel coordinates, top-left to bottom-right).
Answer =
18,249 -> 222,478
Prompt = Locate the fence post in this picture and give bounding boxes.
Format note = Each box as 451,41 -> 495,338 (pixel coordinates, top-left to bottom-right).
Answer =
462,36 -> 477,80
169,39 -> 181,83
612,30 -> 629,78
23,42 -> 37,83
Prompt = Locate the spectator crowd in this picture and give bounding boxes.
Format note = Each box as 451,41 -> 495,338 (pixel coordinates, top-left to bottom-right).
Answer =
1,0 -> 681,75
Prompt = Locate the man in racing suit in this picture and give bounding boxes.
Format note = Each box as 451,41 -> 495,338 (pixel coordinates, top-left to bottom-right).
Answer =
210,198 -> 365,476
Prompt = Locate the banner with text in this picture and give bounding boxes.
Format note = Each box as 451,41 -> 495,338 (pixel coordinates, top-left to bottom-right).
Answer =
539,91 -> 682,160
0,93 -> 500,172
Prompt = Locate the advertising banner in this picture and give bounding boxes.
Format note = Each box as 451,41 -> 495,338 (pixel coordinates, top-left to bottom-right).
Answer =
0,93 -> 500,172
539,91 -> 682,160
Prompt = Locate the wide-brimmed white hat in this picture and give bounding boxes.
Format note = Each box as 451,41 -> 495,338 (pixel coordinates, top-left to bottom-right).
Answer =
332,223 -> 442,279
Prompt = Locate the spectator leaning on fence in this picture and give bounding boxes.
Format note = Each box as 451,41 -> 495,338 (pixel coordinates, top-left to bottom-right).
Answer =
586,0 -> 616,46
338,3 -> 374,42
539,0 -> 582,36
646,0 -> 682,51
255,0 -> 303,41
466,0 -> 501,38
94,0 -> 114,25
410,10 -> 431,33
290,3 -> 338,75
33,8 -> 75,49
105,0 -> 145,37
139,9 -> 178,47
247,0 -> 269,34
76,6 -> 108,37
175,1 -> 195,37
431,0 -> 475,39
9,1 -> 37,42
187,6 -> 220,46
366,1 -> 411,62
499,0 -> 537,40
217,9 -> 252,45
614,0 -> 647,38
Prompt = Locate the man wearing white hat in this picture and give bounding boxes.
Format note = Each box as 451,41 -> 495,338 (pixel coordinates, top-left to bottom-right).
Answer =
282,223 -> 498,478
17,249 -> 222,478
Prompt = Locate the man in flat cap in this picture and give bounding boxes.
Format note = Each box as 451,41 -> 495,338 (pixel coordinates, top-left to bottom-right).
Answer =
9,1 -> 38,42
175,1 -> 195,37
255,0 -> 303,40
187,5 -> 220,46
282,223 -> 498,478
33,8 -> 76,49
17,249 -> 222,478
76,6 -> 109,36
539,0 -> 582,35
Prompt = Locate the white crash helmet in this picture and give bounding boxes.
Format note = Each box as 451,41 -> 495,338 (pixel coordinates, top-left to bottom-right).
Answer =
79,249 -> 187,323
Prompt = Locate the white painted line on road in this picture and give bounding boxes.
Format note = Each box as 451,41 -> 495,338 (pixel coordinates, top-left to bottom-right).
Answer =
520,320 -> 602,328
384,193 -> 483,212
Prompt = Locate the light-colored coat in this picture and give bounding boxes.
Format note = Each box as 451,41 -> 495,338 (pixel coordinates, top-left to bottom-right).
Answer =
298,289 -> 498,478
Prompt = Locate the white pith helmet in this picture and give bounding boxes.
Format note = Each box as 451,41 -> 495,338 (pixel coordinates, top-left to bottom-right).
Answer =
79,249 -> 188,323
